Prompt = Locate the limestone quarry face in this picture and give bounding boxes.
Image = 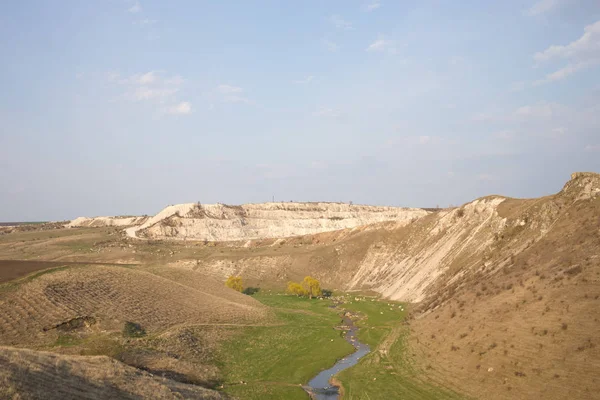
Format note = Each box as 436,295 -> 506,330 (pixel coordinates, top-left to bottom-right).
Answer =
67,202 -> 429,241
66,216 -> 149,228
123,202 -> 430,241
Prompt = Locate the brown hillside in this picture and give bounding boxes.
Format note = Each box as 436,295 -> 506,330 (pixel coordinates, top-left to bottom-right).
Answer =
0,265 -> 269,347
0,346 -> 226,399
408,172 -> 600,400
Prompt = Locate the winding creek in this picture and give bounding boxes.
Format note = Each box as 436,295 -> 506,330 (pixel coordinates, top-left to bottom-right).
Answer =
305,316 -> 371,400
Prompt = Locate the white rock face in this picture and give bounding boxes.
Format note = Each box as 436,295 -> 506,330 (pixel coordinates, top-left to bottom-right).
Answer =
66,216 -> 149,228
126,202 -> 430,241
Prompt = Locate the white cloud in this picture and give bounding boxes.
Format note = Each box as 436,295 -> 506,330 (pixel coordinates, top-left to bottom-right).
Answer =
131,86 -> 178,101
532,20 -> 600,84
525,0 -> 562,16
515,103 -> 558,119
167,102 -> 192,115
110,70 -> 190,113
363,2 -> 381,11
294,76 -> 314,84
135,18 -> 157,25
366,38 -> 397,54
313,107 -> 342,118
223,95 -> 250,104
323,39 -> 339,52
331,15 -> 353,30
128,1 -> 142,13
137,71 -> 157,85
534,60 -> 598,85
534,20 -> 600,62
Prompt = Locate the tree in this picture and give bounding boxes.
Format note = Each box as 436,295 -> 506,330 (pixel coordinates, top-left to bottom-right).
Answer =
225,275 -> 243,292
287,281 -> 307,296
302,276 -> 321,299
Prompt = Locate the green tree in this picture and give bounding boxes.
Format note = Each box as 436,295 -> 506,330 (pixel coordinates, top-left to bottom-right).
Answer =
225,275 -> 243,292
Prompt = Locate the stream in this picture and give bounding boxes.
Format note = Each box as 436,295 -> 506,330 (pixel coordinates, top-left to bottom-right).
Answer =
304,316 -> 371,400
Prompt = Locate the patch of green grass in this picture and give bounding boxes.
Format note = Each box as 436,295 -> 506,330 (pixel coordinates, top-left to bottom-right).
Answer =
53,334 -> 84,347
217,294 -> 354,400
338,296 -> 464,400
343,297 -> 406,346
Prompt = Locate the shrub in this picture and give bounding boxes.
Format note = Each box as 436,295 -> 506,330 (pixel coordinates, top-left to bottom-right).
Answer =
321,289 -> 333,298
123,321 -> 146,338
287,282 -> 307,296
225,276 -> 243,292
242,287 -> 260,295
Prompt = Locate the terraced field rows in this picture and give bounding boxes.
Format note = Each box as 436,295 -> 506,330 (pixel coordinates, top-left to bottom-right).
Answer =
0,266 -> 269,346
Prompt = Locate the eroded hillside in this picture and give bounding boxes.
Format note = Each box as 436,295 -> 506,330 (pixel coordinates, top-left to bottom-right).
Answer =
68,202 -> 429,242
0,347 -> 225,399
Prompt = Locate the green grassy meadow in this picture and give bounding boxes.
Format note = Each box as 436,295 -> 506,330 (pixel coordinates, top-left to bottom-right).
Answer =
217,293 -> 354,399
338,297 -> 463,400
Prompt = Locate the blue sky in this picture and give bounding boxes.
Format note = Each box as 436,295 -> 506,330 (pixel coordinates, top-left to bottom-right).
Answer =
1,0 -> 599,221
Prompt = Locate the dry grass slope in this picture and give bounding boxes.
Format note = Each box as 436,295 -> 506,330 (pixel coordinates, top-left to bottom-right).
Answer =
0,265 -> 269,347
0,346 -> 226,399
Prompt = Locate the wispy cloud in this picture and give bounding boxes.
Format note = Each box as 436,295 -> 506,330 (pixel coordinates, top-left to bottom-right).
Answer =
110,70 -> 191,114
128,1 -> 142,13
124,71 -> 157,85
363,1 -> 381,11
323,39 -> 339,52
532,20 -> 600,84
293,76 -> 314,84
366,37 -> 397,54
167,102 -> 192,115
524,0 -> 563,16
131,86 -> 178,101
331,15 -> 353,30
515,102 -> 561,119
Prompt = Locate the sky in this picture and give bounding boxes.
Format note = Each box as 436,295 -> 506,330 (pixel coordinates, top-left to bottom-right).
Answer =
1,0 -> 600,221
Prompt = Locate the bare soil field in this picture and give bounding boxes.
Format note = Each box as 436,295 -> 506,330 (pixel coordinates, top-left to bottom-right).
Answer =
0,259 -> 136,284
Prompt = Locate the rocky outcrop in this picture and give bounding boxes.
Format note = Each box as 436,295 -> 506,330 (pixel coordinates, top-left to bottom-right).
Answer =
66,216 -> 149,228
125,202 -> 430,241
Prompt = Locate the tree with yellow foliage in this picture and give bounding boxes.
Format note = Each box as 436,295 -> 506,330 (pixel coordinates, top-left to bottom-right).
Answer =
287,276 -> 321,298
287,281 -> 306,296
302,276 -> 321,299
225,275 -> 243,292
